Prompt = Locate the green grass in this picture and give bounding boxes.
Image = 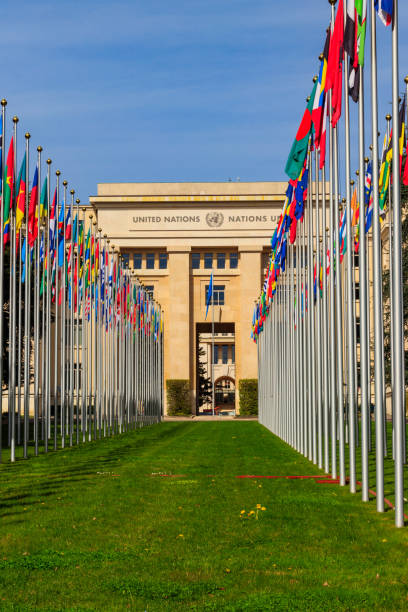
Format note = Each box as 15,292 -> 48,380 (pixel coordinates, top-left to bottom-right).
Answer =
0,421 -> 408,611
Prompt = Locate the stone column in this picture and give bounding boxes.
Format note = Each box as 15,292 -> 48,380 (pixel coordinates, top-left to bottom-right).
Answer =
236,246 -> 263,412
164,246 -> 191,414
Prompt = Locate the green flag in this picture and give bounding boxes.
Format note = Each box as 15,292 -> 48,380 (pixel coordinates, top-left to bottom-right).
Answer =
285,81 -> 317,180
355,0 -> 367,66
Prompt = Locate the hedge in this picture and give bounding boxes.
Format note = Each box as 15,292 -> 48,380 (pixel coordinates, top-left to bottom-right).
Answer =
238,379 -> 258,416
166,379 -> 191,416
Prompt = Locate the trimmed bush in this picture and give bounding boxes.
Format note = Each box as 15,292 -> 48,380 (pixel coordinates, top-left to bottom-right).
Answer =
238,379 -> 258,416
166,379 -> 191,416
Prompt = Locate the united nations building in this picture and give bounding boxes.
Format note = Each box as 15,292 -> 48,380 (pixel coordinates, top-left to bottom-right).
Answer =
90,182 -> 287,414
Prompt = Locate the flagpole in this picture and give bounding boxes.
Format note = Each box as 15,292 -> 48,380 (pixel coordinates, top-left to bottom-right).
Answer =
315,148 -> 323,468
23,133 -> 30,458
322,164 -> 330,473
0,98 -> 7,462
33,145 -> 42,455
343,0 -> 356,491
69,189 -> 75,445
75,198 -> 81,445
9,115 -> 18,462
370,0 -> 385,511
45,158 -> 52,449
211,270 -> 215,417
390,0 -> 404,528
53,170 -> 60,450
60,179 -> 67,448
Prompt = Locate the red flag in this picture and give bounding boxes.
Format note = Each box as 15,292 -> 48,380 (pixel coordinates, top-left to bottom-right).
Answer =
403,157 -> 408,186
325,0 -> 344,127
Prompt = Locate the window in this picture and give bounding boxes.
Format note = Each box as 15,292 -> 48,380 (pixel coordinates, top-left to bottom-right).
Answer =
355,282 -> 360,301
229,252 -> 238,269
214,345 -> 219,364
122,253 -> 130,268
192,253 -> 200,269
231,345 -> 235,363
206,284 -> 225,306
146,253 -> 155,269
353,253 -> 359,267
144,285 -> 154,298
222,345 -> 228,364
204,253 -> 213,269
356,317 -> 361,344
134,253 -> 142,269
159,253 -> 168,269
217,253 -> 226,269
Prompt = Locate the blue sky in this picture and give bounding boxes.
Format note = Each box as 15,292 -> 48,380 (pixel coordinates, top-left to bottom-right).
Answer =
0,0 -> 407,200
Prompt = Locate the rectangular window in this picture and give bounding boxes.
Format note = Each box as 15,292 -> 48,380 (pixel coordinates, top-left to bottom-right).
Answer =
192,253 -> 200,269
134,253 -> 142,269
231,345 -> 235,363
217,253 -> 226,269
356,317 -> 361,344
204,252 -> 213,269
122,253 -> 130,268
354,253 -> 359,267
144,285 -> 154,298
206,285 -> 225,306
214,345 -> 219,364
146,253 -> 155,269
159,253 -> 168,269
222,345 -> 228,364
229,252 -> 238,269
355,282 -> 360,301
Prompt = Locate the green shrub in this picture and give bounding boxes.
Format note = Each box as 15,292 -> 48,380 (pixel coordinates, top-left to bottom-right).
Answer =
238,379 -> 258,416
166,379 -> 191,416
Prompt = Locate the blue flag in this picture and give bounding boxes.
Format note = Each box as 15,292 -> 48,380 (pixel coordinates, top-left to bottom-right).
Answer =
205,272 -> 213,320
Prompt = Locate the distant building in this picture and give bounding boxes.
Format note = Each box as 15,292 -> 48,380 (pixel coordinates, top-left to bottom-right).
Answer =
90,181 -> 287,414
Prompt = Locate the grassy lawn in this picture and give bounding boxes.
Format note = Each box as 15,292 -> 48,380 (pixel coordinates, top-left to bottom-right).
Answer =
0,421 -> 408,611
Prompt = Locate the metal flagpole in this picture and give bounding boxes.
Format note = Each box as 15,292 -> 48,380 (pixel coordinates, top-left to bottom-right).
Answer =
45,158 -> 52,449
315,149 -> 323,468
75,198 -> 81,445
211,270 -> 215,417
0,98 -> 7,462
333,118 -> 345,486
53,170 -> 61,450
23,133 -> 30,458
328,90 -> 337,479
34,145 -> 42,455
322,164 -> 330,473
9,116 -> 18,462
370,0 -> 385,511
69,189 -> 75,445
390,0 -> 404,527
61,179 -> 67,448
307,148 -> 314,462
343,5 -> 356,491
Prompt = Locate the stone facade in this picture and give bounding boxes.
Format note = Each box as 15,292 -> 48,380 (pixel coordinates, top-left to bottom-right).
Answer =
90,181 -> 287,414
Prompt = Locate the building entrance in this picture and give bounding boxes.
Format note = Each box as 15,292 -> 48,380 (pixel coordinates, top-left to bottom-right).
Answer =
195,322 -> 235,415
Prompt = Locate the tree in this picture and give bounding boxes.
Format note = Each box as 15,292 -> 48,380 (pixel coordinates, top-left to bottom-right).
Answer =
196,336 -> 212,409
382,179 -> 408,387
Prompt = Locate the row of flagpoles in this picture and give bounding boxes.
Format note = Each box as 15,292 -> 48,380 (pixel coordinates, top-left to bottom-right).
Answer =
254,0 -> 408,526
0,102 -> 164,463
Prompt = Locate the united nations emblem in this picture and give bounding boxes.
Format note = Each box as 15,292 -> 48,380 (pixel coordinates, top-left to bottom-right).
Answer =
206,212 -> 224,228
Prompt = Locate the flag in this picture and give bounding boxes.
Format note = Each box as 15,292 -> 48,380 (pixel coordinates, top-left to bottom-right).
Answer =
28,165 -> 39,247
355,0 -> 367,65
312,29 -> 330,148
285,81 -> 317,180
15,153 -> 27,233
49,188 -> 57,256
351,187 -> 359,226
39,177 -> 48,219
3,137 -> 14,246
398,96 -> 406,176
205,272 -> 213,320
374,0 -> 393,26
326,0 -> 344,126
0,117 -> 2,192
345,0 -> 360,102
